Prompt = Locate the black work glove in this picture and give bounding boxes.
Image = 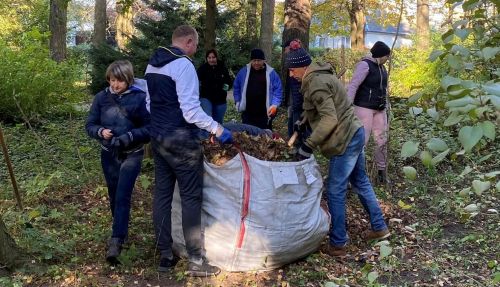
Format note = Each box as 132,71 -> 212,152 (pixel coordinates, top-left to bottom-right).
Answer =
110,132 -> 133,148
293,119 -> 307,134
296,142 -> 313,161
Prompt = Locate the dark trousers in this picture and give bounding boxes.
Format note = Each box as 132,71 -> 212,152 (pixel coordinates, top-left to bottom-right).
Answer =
151,130 -> 203,262
101,148 -> 144,240
241,112 -> 270,130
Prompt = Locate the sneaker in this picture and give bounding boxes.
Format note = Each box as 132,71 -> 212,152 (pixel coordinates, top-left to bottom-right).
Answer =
158,256 -> 180,272
324,245 -> 347,257
106,238 -> 123,265
185,261 -> 221,277
365,229 -> 391,241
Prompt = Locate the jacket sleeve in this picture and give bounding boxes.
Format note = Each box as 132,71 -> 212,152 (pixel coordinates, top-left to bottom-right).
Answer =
85,92 -> 104,140
347,61 -> 369,103
305,77 -> 338,148
233,68 -> 245,103
129,95 -> 151,144
270,70 -> 283,106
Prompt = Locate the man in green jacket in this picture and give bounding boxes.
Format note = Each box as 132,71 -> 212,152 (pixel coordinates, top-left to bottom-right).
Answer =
285,41 -> 390,257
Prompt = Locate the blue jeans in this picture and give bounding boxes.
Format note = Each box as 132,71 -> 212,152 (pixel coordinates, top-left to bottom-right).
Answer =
101,148 -> 144,240
200,98 -> 227,124
151,129 -> 203,262
327,127 -> 387,246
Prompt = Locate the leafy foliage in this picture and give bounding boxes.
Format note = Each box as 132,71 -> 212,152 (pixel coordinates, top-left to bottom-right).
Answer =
0,30 -> 83,122
401,0 -> 499,214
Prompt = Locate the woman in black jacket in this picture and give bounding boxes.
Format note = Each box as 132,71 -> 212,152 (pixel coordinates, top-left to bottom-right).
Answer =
85,60 -> 150,264
197,49 -> 232,123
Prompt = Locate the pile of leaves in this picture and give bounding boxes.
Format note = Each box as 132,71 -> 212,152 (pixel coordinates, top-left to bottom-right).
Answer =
203,132 -> 295,165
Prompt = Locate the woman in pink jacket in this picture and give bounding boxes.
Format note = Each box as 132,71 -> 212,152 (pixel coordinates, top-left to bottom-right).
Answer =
347,41 -> 391,184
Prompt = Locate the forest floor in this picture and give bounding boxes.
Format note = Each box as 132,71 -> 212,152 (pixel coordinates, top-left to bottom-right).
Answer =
0,99 -> 498,286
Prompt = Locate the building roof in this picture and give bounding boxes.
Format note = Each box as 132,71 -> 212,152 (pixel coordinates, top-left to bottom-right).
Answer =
365,19 -> 412,36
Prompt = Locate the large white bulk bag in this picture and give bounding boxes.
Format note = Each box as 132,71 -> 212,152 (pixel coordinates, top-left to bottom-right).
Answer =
171,153 -> 329,271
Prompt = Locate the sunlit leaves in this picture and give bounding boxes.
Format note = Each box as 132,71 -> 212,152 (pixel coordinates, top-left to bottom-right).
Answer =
458,125 -> 483,152
401,141 -> 419,159
403,166 -> 417,180
472,180 -> 490,195
479,121 -> 496,140
426,138 -> 448,152
420,150 -> 433,167
481,47 -> 500,60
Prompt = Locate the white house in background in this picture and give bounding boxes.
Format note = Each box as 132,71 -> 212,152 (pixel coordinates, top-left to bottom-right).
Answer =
311,19 -> 413,49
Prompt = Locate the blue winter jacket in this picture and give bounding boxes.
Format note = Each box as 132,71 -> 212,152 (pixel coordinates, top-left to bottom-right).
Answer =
85,85 -> 151,152
233,63 -> 282,112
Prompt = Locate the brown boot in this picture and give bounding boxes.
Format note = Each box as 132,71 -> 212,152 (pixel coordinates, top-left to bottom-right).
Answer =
364,229 -> 391,241
324,245 -> 347,257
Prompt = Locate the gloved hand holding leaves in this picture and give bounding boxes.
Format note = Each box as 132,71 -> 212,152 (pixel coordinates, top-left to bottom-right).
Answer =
215,125 -> 233,144
110,132 -> 132,148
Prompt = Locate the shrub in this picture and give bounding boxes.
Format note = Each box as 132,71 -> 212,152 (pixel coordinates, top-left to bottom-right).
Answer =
390,47 -> 441,98
0,30 -> 82,122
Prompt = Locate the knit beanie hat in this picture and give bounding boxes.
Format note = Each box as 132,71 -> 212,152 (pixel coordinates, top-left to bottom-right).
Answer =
370,41 -> 391,58
285,40 -> 312,68
250,48 -> 266,60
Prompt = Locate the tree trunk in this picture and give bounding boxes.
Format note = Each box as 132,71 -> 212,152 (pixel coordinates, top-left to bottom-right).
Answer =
246,0 -> 258,47
0,216 -> 23,270
416,0 -> 430,50
348,0 -> 365,51
205,0 -> 217,51
259,0 -> 275,63
116,3 -> 134,50
93,0 -> 107,46
281,0 -> 311,106
282,0 -> 311,50
49,0 -> 68,62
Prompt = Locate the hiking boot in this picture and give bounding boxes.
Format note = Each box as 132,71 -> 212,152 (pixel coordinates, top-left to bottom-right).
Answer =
106,238 -> 123,265
324,245 -> 347,257
185,260 -> 221,277
158,255 -> 180,272
365,229 -> 391,241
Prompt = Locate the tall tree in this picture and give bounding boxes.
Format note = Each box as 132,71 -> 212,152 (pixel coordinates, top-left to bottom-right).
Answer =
49,0 -> 68,62
416,0 -> 430,49
205,0 -> 217,51
116,2 -> 135,50
93,0 -> 107,46
259,0 -> 275,63
347,0 -> 365,50
282,0 -> 312,49
247,0 -> 258,47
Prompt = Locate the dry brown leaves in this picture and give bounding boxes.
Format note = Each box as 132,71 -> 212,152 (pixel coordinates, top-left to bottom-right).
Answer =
203,132 -> 295,165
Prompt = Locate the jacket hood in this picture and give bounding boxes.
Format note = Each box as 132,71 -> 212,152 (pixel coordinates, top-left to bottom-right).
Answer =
303,62 -> 335,81
148,46 -> 191,67
362,55 -> 379,64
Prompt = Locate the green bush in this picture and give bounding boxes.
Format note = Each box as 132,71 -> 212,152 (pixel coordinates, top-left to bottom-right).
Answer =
0,30 -> 82,122
390,48 -> 441,98
315,48 -> 367,78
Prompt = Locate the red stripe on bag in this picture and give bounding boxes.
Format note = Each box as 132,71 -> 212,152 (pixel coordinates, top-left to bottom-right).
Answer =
235,146 -> 250,249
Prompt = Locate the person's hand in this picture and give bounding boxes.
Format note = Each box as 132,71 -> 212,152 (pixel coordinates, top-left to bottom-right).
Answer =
293,119 -> 306,134
267,105 -> 277,117
215,126 -> 233,144
295,142 -> 313,161
110,133 -> 132,148
101,129 -> 113,140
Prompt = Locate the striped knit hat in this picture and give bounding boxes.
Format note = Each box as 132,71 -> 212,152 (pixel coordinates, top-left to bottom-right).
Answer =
285,40 -> 312,68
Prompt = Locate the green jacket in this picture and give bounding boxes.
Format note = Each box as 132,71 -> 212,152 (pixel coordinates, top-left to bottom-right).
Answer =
300,62 -> 362,157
